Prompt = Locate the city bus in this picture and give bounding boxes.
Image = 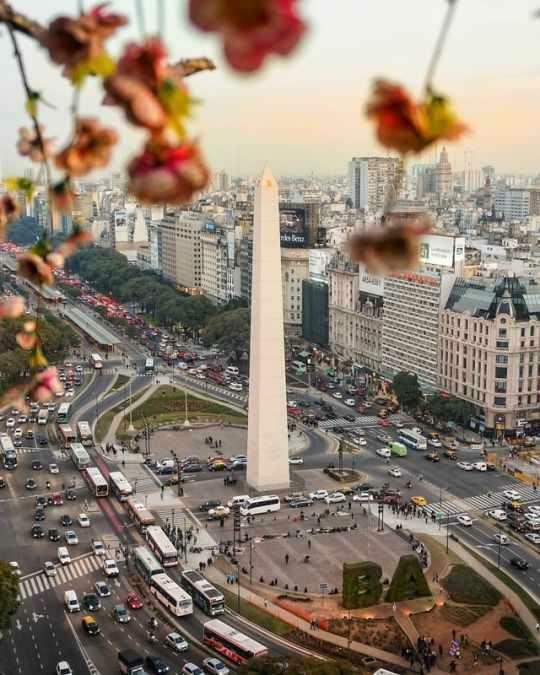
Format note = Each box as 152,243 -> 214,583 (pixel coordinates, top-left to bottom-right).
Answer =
76,421 -> 93,447
90,353 -> 103,370
69,443 -> 91,469
240,495 -> 280,517
0,433 -> 17,470
57,403 -> 71,422
398,428 -> 427,451
38,408 -> 49,425
203,619 -> 267,664
145,357 -> 154,373
85,466 -> 109,497
389,442 -> 408,457
150,573 -> 193,617
109,471 -> 133,502
180,569 -> 225,616
58,424 -> 76,447
146,526 -> 178,567
133,546 -> 163,584
126,497 -> 156,533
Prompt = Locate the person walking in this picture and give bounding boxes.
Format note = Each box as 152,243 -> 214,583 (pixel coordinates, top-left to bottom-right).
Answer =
285,553 -> 289,565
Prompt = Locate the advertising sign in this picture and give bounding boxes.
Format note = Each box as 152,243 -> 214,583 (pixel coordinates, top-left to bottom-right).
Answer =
280,206 -> 306,248
419,234 -> 464,268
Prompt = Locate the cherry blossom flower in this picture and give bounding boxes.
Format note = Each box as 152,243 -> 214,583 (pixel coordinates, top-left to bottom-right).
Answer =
17,126 -> 54,163
0,195 -> 21,239
17,252 -> 55,287
189,0 -> 306,72
128,140 -> 210,204
56,226 -> 93,259
116,38 -> 168,90
103,74 -> 168,131
16,319 -> 38,351
0,296 -> 25,319
51,180 -> 75,213
30,367 -> 63,402
366,79 -> 468,155
349,215 -> 433,275
55,117 -> 118,177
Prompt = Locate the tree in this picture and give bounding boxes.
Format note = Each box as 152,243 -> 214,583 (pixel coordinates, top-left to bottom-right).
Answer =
202,308 -> 250,358
237,656 -> 357,675
392,371 -> 423,411
425,394 -> 475,426
7,216 -> 43,246
0,560 -> 20,630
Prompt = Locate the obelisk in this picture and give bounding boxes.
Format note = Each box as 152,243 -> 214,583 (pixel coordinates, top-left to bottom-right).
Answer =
246,167 -> 290,491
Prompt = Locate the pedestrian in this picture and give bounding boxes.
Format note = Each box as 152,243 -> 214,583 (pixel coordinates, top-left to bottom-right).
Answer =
285,553 -> 289,565
438,644 -> 443,658
536,622 -> 540,633
308,539 -> 311,549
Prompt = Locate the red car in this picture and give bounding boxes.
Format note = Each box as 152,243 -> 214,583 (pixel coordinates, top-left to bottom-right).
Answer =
377,419 -> 391,427
287,406 -> 301,417
126,592 -> 143,610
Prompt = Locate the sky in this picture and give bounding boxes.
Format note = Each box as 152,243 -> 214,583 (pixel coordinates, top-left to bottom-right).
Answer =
1,0 -> 540,179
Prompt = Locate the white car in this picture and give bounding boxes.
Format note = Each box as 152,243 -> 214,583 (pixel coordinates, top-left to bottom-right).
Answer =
65,531 -> 79,545
6,418 -> 15,428
388,467 -> 402,478
332,392 -> 343,399
91,539 -> 106,556
457,461 -> 473,471
43,561 -> 57,577
78,513 -> 90,528
9,561 -> 21,576
49,464 -> 59,475
13,428 -> 22,439
429,439 -> 442,448
376,447 -> 391,458
488,509 -> 507,522
503,489 -> 521,501
208,505 -> 230,519
344,398 -> 356,407
493,533 -> 509,545
287,400 -> 297,408
472,462 -> 487,472
203,657 -> 230,675
56,662 -> 73,675
325,492 -> 346,504
103,559 -> 119,577
165,631 -> 188,652
353,492 -> 372,502
393,421 -> 405,428
75,365 -> 83,372
288,457 -> 304,465
457,514 -> 473,527
228,382 -> 243,392
65,389 -> 75,398
527,505 -> 540,516
524,532 -> 540,545
309,489 -> 329,501
357,438 -> 367,446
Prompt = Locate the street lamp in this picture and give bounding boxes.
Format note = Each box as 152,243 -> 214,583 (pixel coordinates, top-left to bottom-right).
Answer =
170,450 -> 183,497
183,389 -> 190,428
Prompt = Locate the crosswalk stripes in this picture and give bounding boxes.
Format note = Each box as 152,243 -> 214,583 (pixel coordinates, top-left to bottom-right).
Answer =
152,506 -> 189,527
18,554 -> 103,602
318,415 -> 403,431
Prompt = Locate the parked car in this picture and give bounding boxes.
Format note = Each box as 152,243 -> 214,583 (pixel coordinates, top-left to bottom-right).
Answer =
325,492 -> 346,504
309,489 -> 329,501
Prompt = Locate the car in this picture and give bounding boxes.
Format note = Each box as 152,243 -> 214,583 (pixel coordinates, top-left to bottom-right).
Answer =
48,528 -> 60,542
325,492 -> 346,504
199,500 -> 222,512
56,662 -> 73,675
332,392 -> 343,399
126,592 -> 143,609
83,592 -> 101,611
50,493 -> 64,506
309,489 -> 329,501
457,514 -> 473,527
353,492 -> 373,502
503,489 -> 521,502
488,509 -> 507,522
203,658 -> 230,675
376,447 -> 391,458
6,418 -> 15,428
57,547 -> 71,565
457,461 -> 473,471
49,464 -> 59,474
527,505 -> 540,515
31,460 -> 43,471
392,420 -> 405,428
228,382 -> 242,391
13,438 -> 22,448
17,415 -> 27,423
95,581 -> 111,597
0,477 -> 5,489
103,559 -> 119,577
524,532 -> 540,545
208,505 -> 230,519
429,438 -> 442,448
38,436 -> 48,446
78,513 -> 90,528
387,467 -> 402,478
425,452 -> 440,463
145,655 -> 171,674
31,524 -> 45,538
65,389 -> 75,398
182,665 -> 204,675
65,489 -> 76,501
34,508 -> 46,521
165,631 -> 188,652
411,496 -> 428,507
91,539 -> 106,556
65,531 -> 79,545
81,615 -> 100,636
43,561 -> 57,577
289,498 -> 314,508
9,561 -> 21,577
493,533 -> 509,545
288,457 -> 304,465
36,496 -> 48,508
472,461 -> 487,472
510,556 -> 529,570
356,438 -> 367,446
13,428 -> 22,439
344,398 -> 356,407
25,429 -> 34,439
25,477 -> 37,490
75,365 -> 83,372
113,604 -> 131,623
60,514 -> 73,527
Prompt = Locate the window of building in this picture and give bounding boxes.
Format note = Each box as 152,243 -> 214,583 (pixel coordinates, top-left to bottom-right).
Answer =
496,341 -> 508,349
531,326 -> 535,337
495,367 -> 507,379
494,397 -> 506,407
521,327 -> 526,338
496,354 -> 508,364
498,328 -> 507,337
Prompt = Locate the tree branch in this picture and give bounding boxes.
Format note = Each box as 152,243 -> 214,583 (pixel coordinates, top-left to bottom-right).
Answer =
172,57 -> 216,78
0,1 -> 45,41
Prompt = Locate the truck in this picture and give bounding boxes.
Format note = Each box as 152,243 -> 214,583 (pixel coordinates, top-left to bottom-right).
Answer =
118,649 -> 147,675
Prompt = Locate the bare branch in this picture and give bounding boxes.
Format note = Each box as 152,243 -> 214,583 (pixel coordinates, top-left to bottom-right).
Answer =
172,57 -> 216,78
0,1 -> 45,41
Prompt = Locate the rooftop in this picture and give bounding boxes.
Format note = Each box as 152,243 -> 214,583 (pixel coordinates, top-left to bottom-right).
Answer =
62,305 -> 121,347
445,276 -> 540,320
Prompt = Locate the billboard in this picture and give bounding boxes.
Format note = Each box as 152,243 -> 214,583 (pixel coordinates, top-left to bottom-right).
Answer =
280,206 -> 307,248
419,234 -> 465,269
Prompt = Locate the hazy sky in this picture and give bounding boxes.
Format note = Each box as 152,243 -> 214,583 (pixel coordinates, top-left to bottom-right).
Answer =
1,0 -> 540,179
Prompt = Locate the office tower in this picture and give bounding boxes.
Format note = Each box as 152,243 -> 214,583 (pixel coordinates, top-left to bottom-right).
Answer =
435,147 -> 452,195
246,167 -> 289,491
348,156 -> 402,212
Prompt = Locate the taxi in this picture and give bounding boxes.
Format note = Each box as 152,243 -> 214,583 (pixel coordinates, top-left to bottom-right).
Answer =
81,615 -> 100,636
411,496 -> 428,507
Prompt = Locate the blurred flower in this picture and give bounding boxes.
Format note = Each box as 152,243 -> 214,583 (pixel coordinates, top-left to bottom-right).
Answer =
0,296 -> 25,319
55,117 -> 118,177
29,346 -> 49,370
0,195 -> 21,240
349,215 -> 433,275
16,319 -> 38,351
116,38 -> 168,90
366,79 -> 468,154
46,252 -> 65,270
57,226 -> 93,259
17,126 -> 54,163
17,252 -> 55,287
43,3 -> 126,81
189,0 -> 306,72
29,367 -> 63,403
128,140 -> 210,204
51,180 -> 75,213
103,74 -> 167,131
4,177 -> 36,201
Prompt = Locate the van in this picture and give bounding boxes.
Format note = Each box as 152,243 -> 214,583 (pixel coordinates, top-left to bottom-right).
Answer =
57,546 -> 71,565
64,590 -> 80,612
225,366 -> 239,376
160,459 -> 175,470
227,495 -> 250,508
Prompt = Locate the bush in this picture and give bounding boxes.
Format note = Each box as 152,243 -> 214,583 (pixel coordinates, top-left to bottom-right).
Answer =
495,639 -> 539,659
385,554 -> 431,602
500,616 -> 533,640
442,565 -> 501,606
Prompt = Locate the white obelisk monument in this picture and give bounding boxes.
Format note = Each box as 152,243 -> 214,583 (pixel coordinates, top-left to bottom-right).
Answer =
246,167 -> 290,491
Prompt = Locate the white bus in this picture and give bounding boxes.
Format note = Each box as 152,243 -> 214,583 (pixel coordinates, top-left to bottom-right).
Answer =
203,619 -> 268,665
57,403 -> 71,422
58,424 -> 76,447
133,546 -> 163,584
126,497 -> 156,533
69,443 -> 91,469
145,357 -> 154,373
85,466 -> 109,497
38,408 -> 49,425
0,433 -> 17,470
146,526 -> 178,567
150,573 -> 193,617
398,428 -> 427,451
76,421 -> 93,447
181,569 -> 225,616
90,353 -> 103,370
109,471 -> 133,502
240,495 -> 281,517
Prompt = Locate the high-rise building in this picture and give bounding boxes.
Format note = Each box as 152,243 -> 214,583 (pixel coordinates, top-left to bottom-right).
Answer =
348,156 -> 402,212
302,279 -> 329,346
281,248 -> 310,335
159,211 -> 205,292
216,170 -> 230,192
201,229 -> 229,304
495,187 -> 530,220
435,147 -> 452,195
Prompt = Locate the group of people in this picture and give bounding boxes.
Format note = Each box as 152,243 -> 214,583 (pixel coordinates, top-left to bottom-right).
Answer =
204,435 -> 222,449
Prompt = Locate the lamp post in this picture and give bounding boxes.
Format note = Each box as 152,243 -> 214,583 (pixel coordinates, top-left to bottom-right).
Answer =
183,389 -> 190,428
170,450 -> 183,497
127,378 -> 135,433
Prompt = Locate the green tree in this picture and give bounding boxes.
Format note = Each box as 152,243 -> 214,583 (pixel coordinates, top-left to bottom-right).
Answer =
202,308 -> 250,358
425,394 -> 475,426
237,656 -> 357,675
392,371 -> 423,411
0,560 -> 20,630
7,216 -> 43,246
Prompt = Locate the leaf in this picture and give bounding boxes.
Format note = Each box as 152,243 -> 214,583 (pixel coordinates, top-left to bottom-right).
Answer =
29,346 -> 48,370
70,51 -> 117,87
4,176 -> 36,200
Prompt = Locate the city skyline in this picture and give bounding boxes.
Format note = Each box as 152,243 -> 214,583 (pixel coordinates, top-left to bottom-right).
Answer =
0,1 -> 539,179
